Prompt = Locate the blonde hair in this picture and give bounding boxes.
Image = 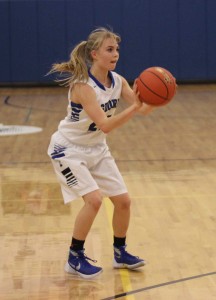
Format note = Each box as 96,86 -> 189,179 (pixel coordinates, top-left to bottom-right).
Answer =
49,27 -> 121,86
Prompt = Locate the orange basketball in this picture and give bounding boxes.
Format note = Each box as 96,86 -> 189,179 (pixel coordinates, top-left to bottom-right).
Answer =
136,67 -> 177,106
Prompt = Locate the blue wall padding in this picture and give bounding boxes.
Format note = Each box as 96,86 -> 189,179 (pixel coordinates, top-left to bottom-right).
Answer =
178,0 -> 207,81
0,2 -> 11,82
10,1 -> 39,82
206,0 -> 216,80
0,0 -> 216,84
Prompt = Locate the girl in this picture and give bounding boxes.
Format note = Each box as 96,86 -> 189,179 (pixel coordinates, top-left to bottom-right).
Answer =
48,27 -> 154,279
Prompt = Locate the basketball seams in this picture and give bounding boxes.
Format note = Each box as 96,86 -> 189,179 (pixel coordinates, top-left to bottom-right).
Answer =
137,66 -> 176,106
138,71 -> 168,100
147,70 -> 170,99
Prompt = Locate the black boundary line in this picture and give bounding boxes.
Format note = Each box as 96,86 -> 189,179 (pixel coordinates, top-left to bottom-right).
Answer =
24,106 -> 33,123
3,94 -> 215,118
3,95 -> 10,104
1,157 -> 216,166
0,161 -> 50,166
115,157 -> 216,162
3,94 -> 65,113
101,271 -> 216,300
4,94 -> 34,110
2,95 -> 36,125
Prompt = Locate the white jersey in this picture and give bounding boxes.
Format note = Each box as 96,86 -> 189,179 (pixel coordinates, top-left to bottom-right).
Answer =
56,70 -> 122,146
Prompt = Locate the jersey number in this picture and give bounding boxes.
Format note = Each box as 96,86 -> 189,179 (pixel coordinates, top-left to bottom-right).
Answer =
88,122 -> 98,132
88,115 -> 111,132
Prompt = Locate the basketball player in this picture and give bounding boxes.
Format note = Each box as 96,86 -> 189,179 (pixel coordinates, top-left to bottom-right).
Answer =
48,27 -> 154,279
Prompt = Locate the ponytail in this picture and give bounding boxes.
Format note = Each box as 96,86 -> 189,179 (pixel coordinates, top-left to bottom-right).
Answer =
49,41 -> 88,86
48,27 -> 121,86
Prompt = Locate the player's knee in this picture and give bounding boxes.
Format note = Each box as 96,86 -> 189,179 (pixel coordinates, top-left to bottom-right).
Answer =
84,192 -> 103,212
114,196 -> 131,210
120,197 -> 131,210
89,197 -> 102,212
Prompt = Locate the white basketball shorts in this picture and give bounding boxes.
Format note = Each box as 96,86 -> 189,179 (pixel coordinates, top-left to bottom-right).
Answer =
48,134 -> 128,204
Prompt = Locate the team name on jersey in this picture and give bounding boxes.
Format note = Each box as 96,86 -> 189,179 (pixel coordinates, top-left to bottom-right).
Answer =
88,98 -> 119,132
101,98 -> 119,112
70,102 -> 83,122
70,98 -> 119,122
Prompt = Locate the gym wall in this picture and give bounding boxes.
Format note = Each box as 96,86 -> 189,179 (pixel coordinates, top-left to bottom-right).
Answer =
1,0 -> 216,85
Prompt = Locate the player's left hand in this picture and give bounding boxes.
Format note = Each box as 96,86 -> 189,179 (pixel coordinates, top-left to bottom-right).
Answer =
133,80 -> 155,115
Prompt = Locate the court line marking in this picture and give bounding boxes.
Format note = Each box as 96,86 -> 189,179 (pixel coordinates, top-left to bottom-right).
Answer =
104,198 -> 135,300
4,95 -> 216,121
1,156 -> 216,165
4,93 -> 216,119
101,270 -> 216,300
130,195 -> 216,199
3,95 -> 33,124
116,158 -> 216,162
4,95 -> 65,113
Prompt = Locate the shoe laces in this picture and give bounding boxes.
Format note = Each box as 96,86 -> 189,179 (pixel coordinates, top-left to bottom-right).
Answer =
72,249 -> 97,264
81,252 -> 97,264
114,245 -> 140,259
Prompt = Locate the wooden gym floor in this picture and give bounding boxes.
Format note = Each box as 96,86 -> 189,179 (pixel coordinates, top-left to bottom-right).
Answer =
0,84 -> 216,300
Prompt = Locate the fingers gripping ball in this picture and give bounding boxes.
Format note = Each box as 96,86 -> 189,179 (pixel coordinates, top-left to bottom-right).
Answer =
136,67 -> 177,106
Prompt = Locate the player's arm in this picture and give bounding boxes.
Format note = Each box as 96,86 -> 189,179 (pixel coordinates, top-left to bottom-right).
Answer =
71,83 -> 142,133
120,76 -> 154,115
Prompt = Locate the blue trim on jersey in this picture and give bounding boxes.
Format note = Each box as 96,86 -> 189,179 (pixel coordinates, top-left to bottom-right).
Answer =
51,144 -> 66,159
70,102 -> 83,108
88,69 -> 115,90
51,153 -> 65,159
70,101 -> 83,122
109,71 -> 115,87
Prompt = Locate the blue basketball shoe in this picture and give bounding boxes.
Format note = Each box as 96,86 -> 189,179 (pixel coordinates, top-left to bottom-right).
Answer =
64,249 -> 102,279
113,245 -> 146,269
